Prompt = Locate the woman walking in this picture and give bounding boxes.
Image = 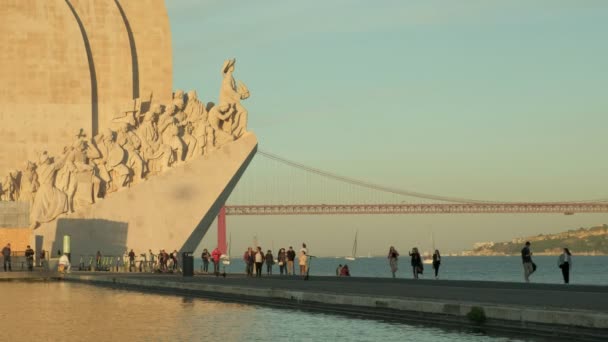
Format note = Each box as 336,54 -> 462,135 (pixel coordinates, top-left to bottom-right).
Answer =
558,248 -> 572,284
432,249 -> 441,279
201,249 -> 210,273
409,247 -> 423,279
277,248 -> 287,275
255,247 -> 264,277
388,246 -> 399,278
265,250 -> 274,275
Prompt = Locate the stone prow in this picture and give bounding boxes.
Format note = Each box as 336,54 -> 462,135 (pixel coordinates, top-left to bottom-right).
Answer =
34,133 -> 258,258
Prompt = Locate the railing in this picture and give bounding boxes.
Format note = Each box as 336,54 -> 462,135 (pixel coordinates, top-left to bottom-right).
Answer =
225,203 -> 608,215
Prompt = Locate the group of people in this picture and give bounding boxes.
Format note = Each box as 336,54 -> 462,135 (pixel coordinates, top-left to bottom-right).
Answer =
335,264 -> 350,276
2,243 -> 45,272
521,241 -> 573,284
386,246 -> 442,279
88,248 -> 183,273
240,243 -> 309,278
0,59 -> 250,230
199,247 -> 223,276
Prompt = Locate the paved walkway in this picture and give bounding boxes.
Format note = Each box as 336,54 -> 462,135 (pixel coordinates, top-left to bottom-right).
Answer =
70,272 -> 608,312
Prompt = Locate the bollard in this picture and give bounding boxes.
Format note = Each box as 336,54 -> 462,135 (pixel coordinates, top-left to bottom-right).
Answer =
63,235 -> 71,262
182,252 -> 194,277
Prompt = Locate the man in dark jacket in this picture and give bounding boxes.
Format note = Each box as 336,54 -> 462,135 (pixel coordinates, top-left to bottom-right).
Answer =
25,245 -> 35,271
2,243 -> 11,271
286,246 -> 296,275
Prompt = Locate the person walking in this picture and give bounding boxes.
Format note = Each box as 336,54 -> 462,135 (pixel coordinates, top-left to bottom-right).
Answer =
201,249 -> 210,273
253,247 -> 264,277
277,248 -> 287,275
171,250 -> 179,272
286,246 -> 296,275
40,249 -> 49,271
432,249 -> 441,279
299,250 -> 308,277
521,241 -> 535,282
25,245 -> 35,271
128,249 -> 136,272
558,248 -> 572,284
96,250 -> 102,271
265,250 -> 274,275
243,248 -> 254,277
409,247 -> 423,279
2,243 -> 11,272
388,246 -> 399,278
211,247 -> 222,276
336,264 -> 343,276
148,249 -> 156,272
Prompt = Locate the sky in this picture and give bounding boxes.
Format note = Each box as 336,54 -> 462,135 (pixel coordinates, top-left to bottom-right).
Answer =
165,0 -> 608,256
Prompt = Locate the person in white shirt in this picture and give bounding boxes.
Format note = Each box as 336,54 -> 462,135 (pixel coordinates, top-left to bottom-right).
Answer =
300,243 -> 308,255
58,252 -> 71,273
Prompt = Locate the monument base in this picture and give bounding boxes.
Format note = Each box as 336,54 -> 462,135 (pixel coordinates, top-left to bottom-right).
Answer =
34,133 -> 257,259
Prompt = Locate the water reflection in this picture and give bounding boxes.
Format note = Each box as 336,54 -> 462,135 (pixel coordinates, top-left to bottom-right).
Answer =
2,282 -> 525,342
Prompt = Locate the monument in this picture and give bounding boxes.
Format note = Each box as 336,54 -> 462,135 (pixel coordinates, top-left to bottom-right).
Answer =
0,0 -> 257,257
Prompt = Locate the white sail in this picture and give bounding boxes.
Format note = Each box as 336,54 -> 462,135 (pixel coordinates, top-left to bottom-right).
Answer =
345,230 -> 358,261
222,233 -> 231,265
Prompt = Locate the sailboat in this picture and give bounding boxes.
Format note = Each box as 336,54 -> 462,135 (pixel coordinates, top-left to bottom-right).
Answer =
345,230 -> 358,261
221,234 -> 231,265
423,233 -> 435,265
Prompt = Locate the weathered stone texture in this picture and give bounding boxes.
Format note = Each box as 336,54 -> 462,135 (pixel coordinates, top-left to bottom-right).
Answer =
119,0 -> 173,105
0,228 -> 31,252
0,0 -> 173,175
0,0 -> 92,175
69,0 -> 135,132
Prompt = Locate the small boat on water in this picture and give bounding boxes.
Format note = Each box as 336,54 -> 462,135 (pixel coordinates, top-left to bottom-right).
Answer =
422,232 -> 436,264
221,234 -> 231,265
345,230 -> 358,261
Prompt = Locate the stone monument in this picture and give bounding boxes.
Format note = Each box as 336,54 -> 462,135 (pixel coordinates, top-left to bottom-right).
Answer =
0,0 -> 258,258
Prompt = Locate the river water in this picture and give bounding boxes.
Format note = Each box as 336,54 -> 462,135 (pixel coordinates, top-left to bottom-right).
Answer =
2,282 -> 526,342
196,256 -> 608,285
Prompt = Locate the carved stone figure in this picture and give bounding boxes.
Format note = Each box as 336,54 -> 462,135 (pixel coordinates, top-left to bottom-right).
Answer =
70,138 -> 102,210
158,104 -> 185,164
19,161 -> 39,206
117,122 -> 146,182
1,170 -> 20,201
137,107 -> 173,174
95,129 -> 131,193
208,103 -> 236,148
181,123 -> 198,161
184,90 -> 206,124
31,151 -> 69,227
219,58 -> 250,139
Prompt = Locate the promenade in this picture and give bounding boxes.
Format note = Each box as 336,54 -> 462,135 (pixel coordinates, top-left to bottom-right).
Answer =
62,272 -> 608,341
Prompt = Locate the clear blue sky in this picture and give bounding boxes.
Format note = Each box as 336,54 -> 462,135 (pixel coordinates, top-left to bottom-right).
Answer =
166,1 -> 608,255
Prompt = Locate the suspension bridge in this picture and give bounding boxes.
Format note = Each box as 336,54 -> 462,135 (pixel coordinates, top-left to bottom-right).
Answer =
214,150 -> 608,252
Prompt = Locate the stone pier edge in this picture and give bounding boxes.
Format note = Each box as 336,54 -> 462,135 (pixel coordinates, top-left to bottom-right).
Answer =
64,275 -> 608,341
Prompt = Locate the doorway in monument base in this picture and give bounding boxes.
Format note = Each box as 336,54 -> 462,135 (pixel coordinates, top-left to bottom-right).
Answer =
48,218 -> 128,262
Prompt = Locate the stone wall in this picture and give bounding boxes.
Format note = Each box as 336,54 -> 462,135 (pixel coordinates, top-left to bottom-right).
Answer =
0,0 -> 173,176
0,0 -> 92,175
0,228 -> 31,252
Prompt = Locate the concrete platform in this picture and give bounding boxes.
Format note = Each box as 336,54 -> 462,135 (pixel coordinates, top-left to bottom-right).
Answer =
62,272 -> 608,341
0,271 -> 60,281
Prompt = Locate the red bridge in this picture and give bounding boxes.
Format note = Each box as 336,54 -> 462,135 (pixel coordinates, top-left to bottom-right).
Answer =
214,150 -> 608,253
